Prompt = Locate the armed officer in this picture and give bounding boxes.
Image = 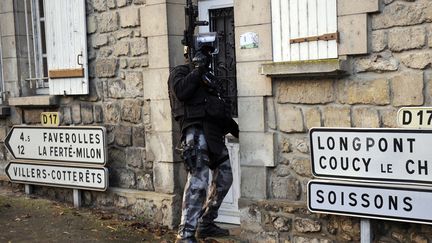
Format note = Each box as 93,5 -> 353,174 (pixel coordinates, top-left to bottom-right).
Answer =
168,34 -> 239,243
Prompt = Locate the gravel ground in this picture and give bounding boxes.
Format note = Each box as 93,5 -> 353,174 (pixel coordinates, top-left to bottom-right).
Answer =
0,186 -> 177,242
0,185 -> 240,243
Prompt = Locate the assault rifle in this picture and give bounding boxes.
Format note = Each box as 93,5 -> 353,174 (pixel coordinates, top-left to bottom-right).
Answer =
182,0 -> 208,62
181,1 -> 225,96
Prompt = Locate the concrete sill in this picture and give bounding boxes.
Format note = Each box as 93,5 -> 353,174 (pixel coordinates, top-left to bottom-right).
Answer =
8,96 -> 59,107
260,58 -> 350,78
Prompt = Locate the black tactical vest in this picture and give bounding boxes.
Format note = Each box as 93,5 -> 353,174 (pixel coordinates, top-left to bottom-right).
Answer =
168,64 -> 231,123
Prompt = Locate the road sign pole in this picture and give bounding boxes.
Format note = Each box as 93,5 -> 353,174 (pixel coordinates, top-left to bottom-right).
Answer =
73,189 -> 81,208
361,219 -> 372,243
25,184 -> 32,195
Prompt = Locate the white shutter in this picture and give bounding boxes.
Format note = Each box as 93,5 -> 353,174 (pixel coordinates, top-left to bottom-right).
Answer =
272,0 -> 338,62
44,0 -> 88,95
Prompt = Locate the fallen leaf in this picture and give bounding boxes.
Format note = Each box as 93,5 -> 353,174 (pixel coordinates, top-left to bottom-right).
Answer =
107,225 -> 117,231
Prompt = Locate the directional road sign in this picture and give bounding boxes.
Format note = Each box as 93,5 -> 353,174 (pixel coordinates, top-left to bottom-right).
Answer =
310,127 -> 432,185
308,180 -> 432,225
5,126 -> 106,164
6,161 -> 108,191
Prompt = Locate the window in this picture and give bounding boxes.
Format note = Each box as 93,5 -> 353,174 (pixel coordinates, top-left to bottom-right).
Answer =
271,0 -> 338,62
31,0 -> 49,94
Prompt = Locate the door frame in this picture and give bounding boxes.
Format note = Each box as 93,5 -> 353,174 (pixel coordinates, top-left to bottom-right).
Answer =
198,0 -> 233,33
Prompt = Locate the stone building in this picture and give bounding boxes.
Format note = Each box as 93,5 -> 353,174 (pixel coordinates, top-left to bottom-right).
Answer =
0,0 -> 432,242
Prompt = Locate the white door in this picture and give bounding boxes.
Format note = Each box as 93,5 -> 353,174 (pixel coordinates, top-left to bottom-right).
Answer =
198,0 -> 240,225
217,136 -> 240,224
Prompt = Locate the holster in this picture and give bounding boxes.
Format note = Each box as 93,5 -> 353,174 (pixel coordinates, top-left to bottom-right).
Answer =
181,132 -> 208,173
182,145 -> 197,172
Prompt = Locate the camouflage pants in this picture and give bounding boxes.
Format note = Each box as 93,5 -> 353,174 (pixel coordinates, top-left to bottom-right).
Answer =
178,126 -> 233,239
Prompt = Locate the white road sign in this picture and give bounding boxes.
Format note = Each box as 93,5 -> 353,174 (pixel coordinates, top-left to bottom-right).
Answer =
308,180 -> 432,225
6,161 -> 108,191
310,128 -> 432,185
5,126 -> 106,164
397,107 -> 432,128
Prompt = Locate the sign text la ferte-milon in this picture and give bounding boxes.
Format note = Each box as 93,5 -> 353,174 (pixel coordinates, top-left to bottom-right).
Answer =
308,126 -> 432,225
4,126 -> 108,191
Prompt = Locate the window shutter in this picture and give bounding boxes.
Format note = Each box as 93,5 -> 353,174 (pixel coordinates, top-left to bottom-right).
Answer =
272,0 -> 338,62
44,0 -> 88,95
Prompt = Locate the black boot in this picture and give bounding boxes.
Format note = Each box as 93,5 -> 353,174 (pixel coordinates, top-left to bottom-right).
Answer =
175,236 -> 198,243
196,222 -> 230,238
176,226 -> 198,243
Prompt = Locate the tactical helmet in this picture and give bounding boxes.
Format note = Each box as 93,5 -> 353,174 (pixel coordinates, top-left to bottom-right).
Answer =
195,32 -> 219,55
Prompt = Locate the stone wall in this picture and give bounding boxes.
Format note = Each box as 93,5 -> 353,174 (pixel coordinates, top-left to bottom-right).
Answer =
86,0 -> 152,192
240,0 -> 432,242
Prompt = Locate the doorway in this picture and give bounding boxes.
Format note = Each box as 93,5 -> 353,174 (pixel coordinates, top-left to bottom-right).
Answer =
198,0 -> 239,225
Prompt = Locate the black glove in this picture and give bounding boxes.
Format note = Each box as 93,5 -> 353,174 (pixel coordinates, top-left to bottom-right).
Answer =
192,51 -> 210,73
202,71 -> 216,87
229,119 -> 239,138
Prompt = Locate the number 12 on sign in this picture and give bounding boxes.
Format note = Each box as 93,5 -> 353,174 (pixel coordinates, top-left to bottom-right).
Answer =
17,145 -> 24,155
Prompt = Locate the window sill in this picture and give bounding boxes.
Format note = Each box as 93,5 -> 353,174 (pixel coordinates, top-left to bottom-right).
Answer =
8,96 -> 59,107
260,58 -> 350,78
